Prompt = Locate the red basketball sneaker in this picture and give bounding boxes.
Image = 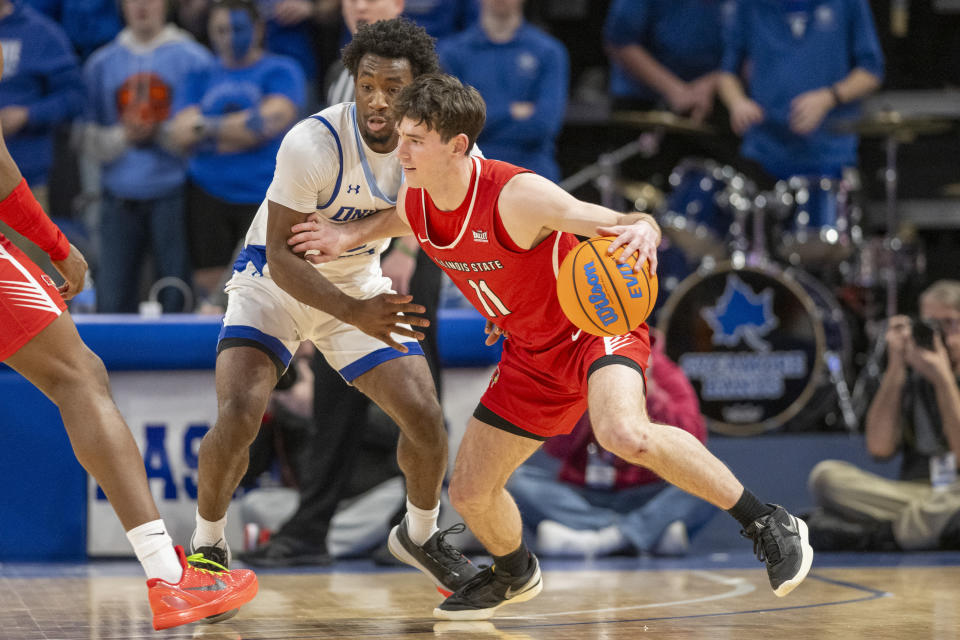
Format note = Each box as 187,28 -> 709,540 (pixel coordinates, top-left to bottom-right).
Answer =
148,545 -> 258,630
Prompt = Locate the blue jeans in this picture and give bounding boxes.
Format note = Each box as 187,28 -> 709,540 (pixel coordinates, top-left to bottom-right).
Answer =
508,464 -> 718,553
96,189 -> 190,313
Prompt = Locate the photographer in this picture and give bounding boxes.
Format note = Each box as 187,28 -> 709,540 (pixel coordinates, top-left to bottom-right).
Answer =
807,280 -> 960,551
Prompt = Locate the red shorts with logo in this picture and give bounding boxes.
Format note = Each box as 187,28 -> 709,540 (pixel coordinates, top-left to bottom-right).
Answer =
0,234 -> 66,362
477,325 -> 651,439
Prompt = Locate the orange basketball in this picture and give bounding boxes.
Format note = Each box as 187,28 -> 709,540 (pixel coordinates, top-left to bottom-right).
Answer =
556,236 -> 658,337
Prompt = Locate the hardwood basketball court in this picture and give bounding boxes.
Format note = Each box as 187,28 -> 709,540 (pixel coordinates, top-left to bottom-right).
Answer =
3,553 -> 958,639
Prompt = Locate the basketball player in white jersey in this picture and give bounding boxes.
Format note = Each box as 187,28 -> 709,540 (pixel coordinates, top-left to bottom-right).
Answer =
190,17 -> 479,596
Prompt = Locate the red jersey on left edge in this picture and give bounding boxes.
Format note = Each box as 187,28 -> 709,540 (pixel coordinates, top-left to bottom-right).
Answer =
405,156 -> 580,352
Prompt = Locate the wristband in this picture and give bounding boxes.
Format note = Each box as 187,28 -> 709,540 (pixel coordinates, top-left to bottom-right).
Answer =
0,178 -> 70,261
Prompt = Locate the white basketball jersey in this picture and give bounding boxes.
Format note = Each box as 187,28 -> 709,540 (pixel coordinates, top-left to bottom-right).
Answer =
234,103 -> 399,288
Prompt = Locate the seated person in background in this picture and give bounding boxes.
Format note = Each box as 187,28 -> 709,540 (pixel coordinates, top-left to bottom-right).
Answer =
808,280 -> 960,551
439,0 -> 568,182
168,0 -> 305,305
716,0 -> 883,184
603,0 -> 727,120
508,335 -> 716,557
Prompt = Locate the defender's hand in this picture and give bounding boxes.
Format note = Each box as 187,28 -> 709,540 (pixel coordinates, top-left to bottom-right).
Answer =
596,219 -> 659,275
51,243 -> 87,300
289,216 -> 351,264
344,293 -> 429,352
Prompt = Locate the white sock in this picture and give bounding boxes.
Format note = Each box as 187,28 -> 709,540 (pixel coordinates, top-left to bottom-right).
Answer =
405,498 -> 440,546
194,510 -> 228,549
126,519 -> 182,584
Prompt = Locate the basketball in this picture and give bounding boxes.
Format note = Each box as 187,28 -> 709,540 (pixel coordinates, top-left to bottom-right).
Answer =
556,236 -> 658,337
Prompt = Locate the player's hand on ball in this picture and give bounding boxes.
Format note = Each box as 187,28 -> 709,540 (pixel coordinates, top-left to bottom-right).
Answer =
595,221 -> 659,275
289,215 -> 350,263
344,293 -> 429,352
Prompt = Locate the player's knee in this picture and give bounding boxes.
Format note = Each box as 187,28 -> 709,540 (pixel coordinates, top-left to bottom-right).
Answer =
47,345 -> 111,406
447,475 -> 489,517
595,419 -> 652,462
396,398 -> 446,449
215,394 -> 266,448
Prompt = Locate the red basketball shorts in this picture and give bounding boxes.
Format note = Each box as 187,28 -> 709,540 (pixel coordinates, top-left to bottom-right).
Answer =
0,234 -> 66,361
476,325 -> 651,439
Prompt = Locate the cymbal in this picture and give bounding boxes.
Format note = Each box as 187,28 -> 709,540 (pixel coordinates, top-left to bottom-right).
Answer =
610,110 -> 715,135
617,180 -> 665,212
833,111 -> 954,140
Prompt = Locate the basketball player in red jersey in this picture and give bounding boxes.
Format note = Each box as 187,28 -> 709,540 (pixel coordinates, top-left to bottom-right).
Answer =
288,73 -> 813,619
0,47 -> 257,631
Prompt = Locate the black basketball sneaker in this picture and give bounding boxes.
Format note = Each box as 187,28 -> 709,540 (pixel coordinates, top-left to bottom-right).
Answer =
741,504 -> 813,597
388,521 -> 480,596
433,554 -> 542,620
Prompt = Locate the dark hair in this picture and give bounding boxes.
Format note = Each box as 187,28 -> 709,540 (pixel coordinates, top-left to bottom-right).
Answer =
341,17 -> 439,81
209,0 -> 260,22
394,73 -> 485,154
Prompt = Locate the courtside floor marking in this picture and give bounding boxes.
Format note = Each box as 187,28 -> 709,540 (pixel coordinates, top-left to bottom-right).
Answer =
511,570 -> 755,618
491,572 -> 890,631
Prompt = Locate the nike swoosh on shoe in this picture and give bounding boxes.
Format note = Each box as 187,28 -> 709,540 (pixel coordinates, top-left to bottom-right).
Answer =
185,577 -> 228,592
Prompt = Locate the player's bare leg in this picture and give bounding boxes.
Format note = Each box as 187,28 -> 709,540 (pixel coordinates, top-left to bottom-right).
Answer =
447,420 -> 542,554
355,355 -> 478,594
354,355 -> 447,509
587,364 -> 743,508
434,418 -> 544,619
6,313 -> 160,527
5,313 -> 259,628
587,363 -> 813,597
193,346 -> 279,564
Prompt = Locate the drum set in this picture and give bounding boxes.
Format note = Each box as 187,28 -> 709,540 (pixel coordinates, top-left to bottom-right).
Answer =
561,108 -> 951,436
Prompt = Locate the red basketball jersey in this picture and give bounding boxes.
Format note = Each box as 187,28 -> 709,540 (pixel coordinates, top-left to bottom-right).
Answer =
405,157 -> 581,352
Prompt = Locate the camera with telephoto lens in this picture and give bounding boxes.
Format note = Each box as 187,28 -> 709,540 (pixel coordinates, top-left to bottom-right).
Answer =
912,318 -> 939,351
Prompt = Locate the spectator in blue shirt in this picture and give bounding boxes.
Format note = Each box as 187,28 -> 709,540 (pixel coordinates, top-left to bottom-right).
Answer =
404,0 -> 477,39
439,0 -> 568,181
168,0 -> 305,302
717,0 -> 884,181
82,0 -> 213,313
604,0 -> 731,121
0,0 -> 82,200
26,0 -> 123,60
0,0 -> 82,273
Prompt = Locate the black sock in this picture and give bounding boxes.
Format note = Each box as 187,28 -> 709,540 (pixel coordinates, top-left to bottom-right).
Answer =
727,489 -> 775,529
493,540 -> 531,576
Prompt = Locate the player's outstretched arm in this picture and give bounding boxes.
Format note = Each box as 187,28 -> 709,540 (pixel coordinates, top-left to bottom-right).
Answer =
267,199 -> 427,351
498,172 -> 661,273
288,190 -> 413,264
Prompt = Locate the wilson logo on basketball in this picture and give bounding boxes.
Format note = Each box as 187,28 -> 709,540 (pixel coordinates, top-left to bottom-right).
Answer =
583,260 -> 619,327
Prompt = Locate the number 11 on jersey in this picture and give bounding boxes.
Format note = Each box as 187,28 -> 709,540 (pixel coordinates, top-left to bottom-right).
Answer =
467,279 -> 511,318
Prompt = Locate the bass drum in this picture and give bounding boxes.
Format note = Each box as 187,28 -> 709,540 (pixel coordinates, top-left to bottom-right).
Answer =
657,262 -> 850,435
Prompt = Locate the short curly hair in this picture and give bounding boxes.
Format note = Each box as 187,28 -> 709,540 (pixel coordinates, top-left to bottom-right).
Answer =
342,17 -> 439,80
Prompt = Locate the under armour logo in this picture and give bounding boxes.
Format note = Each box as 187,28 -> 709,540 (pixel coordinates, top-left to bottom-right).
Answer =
346,184 -> 361,194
